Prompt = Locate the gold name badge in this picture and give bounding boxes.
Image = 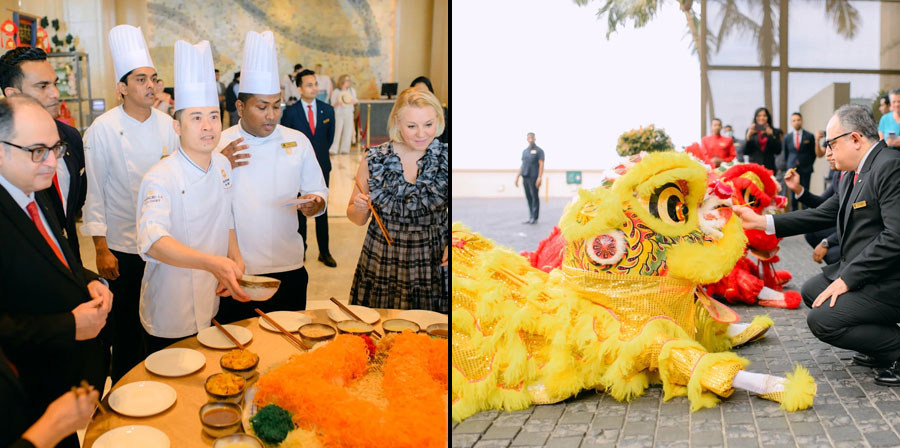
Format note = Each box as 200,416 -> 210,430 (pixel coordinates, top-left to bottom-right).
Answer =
282,141 -> 297,148
853,201 -> 867,209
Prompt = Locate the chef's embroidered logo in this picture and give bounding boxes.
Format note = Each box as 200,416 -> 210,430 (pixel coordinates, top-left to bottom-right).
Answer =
144,189 -> 163,205
221,169 -> 232,189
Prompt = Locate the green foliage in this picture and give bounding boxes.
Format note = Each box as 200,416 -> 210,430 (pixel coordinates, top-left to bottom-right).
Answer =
616,124 -> 674,156
40,17 -> 48,28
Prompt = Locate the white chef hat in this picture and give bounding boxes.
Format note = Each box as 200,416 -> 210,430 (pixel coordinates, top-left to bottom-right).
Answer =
173,40 -> 218,112
108,25 -> 155,82
238,30 -> 280,95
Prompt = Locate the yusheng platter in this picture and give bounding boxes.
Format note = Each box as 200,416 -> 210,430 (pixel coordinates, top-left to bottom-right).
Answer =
242,332 -> 447,447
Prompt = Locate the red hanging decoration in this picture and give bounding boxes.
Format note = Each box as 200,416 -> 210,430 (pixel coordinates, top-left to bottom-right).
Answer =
1,20 -> 16,36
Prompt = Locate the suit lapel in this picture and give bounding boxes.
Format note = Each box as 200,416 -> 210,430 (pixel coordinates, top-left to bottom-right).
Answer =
0,185 -> 77,282
841,143 -> 885,239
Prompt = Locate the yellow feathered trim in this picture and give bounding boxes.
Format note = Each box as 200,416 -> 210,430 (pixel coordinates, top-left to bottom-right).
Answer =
778,365 -> 817,412
685,352 -> 746,412
667,216 -> 748,284
599,318 -> 688,401
558,186 -> 627,243
729,314 -> 774,348
694,301 -> 732,353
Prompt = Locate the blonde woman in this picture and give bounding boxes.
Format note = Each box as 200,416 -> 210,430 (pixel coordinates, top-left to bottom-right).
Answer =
329,74 -> 357,154
347,88 -> 448,313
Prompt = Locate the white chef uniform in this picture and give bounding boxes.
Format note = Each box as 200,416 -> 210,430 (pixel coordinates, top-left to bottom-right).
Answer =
82,25 -> 177,253
216,124 -> 327,274
137,39 -> 233,338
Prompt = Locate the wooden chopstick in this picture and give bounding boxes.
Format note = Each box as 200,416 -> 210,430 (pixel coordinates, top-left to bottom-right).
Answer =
254,308 -> 309,350
72,379 -> 106,415
329,297 -> 382,339
354,178 -> 393,246
211,319 -> 245,350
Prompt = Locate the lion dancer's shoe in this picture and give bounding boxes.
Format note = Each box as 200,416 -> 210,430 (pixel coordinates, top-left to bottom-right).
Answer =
731,367 -> 817,411
727,315 -> 774,347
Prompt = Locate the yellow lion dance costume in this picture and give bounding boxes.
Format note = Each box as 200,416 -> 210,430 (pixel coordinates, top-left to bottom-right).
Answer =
451,152 -> 816,422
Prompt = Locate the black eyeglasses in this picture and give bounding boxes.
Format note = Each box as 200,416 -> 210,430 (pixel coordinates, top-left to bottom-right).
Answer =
825,132 -> 853,150
1,140 -> 67,163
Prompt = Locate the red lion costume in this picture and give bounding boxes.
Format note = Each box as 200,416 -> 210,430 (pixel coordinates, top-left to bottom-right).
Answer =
706,163 -> 800,309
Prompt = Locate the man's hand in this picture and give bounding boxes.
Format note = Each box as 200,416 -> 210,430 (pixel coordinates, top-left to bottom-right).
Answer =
220,137 -> 250,169
206,255 -> 249,302
712,156 -> 723,167
812,277 -> 848,308
731,205 -> 767,230
765,125 -> 774,136
71,297 -> 108,341
812,243 -> 828,264
86,280 -> 113,314
514,175 -> 520,188
298,194 -> 325,217
535,177 -> 542,188
784,169 -> 802,194
95,247 -> 119,280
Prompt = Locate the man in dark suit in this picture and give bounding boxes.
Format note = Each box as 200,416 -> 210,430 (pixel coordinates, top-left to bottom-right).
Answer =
0,95 -> 111,447
281,69 -> 337,267
0,46 -> 87,263
734,104 -> 900,384
783,112 -> 819,211
785,160 -> 842,265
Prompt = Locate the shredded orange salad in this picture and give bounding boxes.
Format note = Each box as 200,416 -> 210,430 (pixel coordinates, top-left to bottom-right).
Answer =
254,333 -> 448,447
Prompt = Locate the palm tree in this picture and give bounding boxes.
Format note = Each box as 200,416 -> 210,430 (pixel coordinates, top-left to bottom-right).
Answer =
576,0 -> 859,126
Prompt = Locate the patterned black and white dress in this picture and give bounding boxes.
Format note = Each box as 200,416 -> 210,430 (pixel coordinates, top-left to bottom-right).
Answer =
349,139 -> 448,313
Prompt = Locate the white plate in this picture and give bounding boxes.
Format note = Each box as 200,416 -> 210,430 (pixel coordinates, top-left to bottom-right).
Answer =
93,425 -> 170,448
282,198 -> 313,207
108,382 -> 177,418
197,325 -> 253,349
327,305 -> 380,324
396,310 -> 449,329
258,311 -> 311,332
144,348 -> 206,377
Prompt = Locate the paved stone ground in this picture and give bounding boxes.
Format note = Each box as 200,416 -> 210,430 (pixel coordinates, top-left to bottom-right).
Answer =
452,197 -> 900,448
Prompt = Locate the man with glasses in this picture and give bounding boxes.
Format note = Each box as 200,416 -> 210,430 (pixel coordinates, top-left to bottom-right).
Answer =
0,47 -> 87,263
734,104 -> 900,385
0,95 -> 112,448
82,25 -> 178,382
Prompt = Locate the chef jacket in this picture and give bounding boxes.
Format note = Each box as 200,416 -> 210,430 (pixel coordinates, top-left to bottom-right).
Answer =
137,147 -> 235,338
215,123 -> 328,274
82,106 -> 179,253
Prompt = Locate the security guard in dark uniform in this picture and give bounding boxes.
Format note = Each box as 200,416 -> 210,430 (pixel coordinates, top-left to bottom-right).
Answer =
515,132 -> 544,224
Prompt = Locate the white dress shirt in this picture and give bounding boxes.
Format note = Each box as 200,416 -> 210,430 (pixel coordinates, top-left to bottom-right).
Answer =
55,157 -> 69,212
82,106 -> 179,253
215,123 -> 328,274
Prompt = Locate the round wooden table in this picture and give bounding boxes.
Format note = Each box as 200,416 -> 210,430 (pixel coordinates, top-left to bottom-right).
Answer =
83,308 -> 408,447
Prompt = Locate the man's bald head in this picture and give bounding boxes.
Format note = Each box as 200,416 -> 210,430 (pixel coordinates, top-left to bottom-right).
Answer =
0,94 -> 61,195
0,94 -> 49,142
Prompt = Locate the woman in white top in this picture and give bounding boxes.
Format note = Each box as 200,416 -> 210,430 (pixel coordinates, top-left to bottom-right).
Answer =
329,74 -> 357,154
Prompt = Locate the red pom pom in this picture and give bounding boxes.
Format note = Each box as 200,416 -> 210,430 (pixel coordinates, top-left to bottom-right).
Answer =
783,291 -> 802,309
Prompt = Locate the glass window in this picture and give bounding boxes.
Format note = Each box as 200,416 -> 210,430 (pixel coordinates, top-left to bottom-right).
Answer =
787,0 -> 882,70
707,70 -> 780,135
707,0 -> 780,67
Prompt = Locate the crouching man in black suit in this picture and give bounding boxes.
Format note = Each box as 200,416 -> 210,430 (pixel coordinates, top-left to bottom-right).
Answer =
0,95 -> 111,448
733,104 -> 900,385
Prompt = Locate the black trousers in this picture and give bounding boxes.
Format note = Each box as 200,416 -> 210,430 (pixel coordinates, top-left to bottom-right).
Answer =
802,273 -> 900,361
803,228 -> 840,265
108,250 -> 147,383
523,175 -> 539,221
215,267 -> 309,324
789,170 -> 812,211
298,168 -> 330,255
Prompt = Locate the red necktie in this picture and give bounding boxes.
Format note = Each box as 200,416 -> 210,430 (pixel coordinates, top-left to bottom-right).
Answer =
51,173 -> 63,203
307,105 -> 315,136
795,132 -> 800,150
854,173 -> 859,184
25,201 -> 69,270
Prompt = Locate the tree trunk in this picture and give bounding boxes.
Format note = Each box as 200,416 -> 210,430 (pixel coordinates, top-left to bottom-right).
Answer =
760,0 -> 775,112
681,1 -> 715,124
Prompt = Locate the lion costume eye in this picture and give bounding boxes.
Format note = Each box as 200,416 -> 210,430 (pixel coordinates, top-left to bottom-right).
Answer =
649,183 -> 689,225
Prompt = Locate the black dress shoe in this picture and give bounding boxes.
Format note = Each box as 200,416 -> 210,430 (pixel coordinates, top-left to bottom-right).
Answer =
522,219 -> 533,224
318,252 -> 337,268
875,361 -> 900,386
853,353 -> 892,368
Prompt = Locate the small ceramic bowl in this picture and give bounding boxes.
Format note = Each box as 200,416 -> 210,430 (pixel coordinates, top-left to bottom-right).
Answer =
213,433 -> 264,448
298,323 -> 337,347
382,318 -> 421,334
204,372 -> 245,403
219,349 -> 259,380
237,275 -> 281,301
426,323 -> 449,339
336,320 -> 375,337
199,401 -> 242,438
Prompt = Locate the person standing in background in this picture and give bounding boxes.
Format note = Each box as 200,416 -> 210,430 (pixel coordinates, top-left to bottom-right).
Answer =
878,88 -> 900,149
282,69 -> 337,268
281,63 -> 302,107
215,68 -> 225,117
313,63 -> 332,103
82,25 -> 179,382
700,118 -> 735,167
743,107 -> 783,171
329,74 -> 357,155
515,132 -> 544,224
784,112 -> 818,211
879,94 -> 890,117
225,72 -> 240,127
